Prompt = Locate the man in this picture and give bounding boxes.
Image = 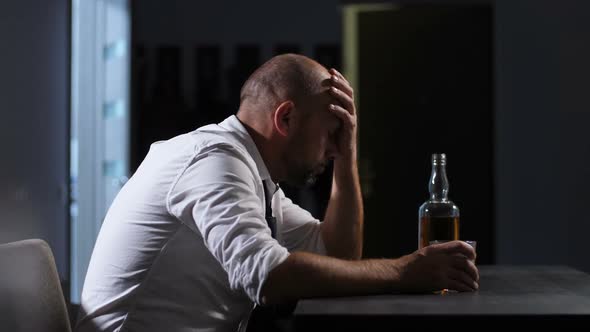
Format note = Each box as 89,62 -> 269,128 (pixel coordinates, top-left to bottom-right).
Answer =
76,54 -> 478,332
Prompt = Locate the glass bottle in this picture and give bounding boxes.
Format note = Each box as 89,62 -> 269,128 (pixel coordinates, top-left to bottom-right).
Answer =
418,153 -> 460,249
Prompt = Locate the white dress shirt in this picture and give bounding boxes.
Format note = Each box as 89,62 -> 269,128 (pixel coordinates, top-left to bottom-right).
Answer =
76,115 -> 326,332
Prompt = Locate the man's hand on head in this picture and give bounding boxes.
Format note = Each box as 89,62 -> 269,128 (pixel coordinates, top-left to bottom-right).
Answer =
327,68 -> 357,164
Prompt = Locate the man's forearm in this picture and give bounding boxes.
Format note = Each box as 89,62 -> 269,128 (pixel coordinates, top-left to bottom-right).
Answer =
260,241 -> 480,305
260,251 -> 398,305
321,158 -> 364,260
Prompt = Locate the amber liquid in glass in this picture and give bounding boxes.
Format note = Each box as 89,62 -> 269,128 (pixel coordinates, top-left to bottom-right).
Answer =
419,216 -> 460,249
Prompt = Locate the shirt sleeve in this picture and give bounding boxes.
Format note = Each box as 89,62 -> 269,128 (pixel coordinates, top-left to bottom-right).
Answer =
278,189 -> 327,255
166,144 -> 290,304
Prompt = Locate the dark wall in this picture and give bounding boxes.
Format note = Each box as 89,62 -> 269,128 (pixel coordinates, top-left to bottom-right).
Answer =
131,0 -> 342,163
0,1 -> 70,280
495,0 -> 590,272
130,0 -> 342,219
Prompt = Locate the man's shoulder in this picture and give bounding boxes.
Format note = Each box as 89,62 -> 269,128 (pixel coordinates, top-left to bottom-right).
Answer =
144,125 -> 250,172
191,125 -> 250,160
157,116 -> 263,182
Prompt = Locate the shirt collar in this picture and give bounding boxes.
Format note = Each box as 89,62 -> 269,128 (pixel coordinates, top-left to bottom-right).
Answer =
219,115 -> 277,192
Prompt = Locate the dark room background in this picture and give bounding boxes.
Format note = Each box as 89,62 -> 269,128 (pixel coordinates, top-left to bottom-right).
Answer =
1,0 -> 590,307
0,0 -> 70,281
130,0 -> 344,224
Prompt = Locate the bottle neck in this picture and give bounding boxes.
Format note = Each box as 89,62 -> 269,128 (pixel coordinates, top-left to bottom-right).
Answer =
429,163 -> 449,201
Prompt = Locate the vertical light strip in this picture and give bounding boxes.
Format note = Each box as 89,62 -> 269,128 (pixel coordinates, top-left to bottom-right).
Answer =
70,0 -> 131,303
342,3 -> 397,197
343,3 -> 398,115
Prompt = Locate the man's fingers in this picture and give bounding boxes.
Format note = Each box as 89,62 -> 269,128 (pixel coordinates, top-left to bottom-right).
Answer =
329,87 -> 355,114
329,104 -> 354,125
448,268 -> 479,291
438,240 -> 476,261
447,276 -> 478,292
466,259 -> 479,282
330,68 -> 350,85
450,254 -> 479,282
330,74 -> 353,98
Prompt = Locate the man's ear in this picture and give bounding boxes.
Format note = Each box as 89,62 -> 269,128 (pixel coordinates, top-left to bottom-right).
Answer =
273,101 -> 294,137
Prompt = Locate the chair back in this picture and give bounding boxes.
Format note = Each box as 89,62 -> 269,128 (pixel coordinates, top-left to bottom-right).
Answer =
0,239 -> 72,332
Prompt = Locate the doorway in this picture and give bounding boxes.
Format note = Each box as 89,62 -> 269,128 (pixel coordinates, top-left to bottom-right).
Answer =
345,4 -> 494,263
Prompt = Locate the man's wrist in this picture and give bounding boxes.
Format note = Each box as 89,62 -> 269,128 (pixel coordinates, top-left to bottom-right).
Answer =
333,152 -> 358,176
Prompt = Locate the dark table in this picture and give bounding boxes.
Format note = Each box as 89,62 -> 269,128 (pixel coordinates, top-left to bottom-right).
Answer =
291,265 -> 590,331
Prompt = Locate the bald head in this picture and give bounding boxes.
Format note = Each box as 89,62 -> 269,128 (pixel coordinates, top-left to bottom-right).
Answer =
236,54 -> 341,185
239,53 -> 327,112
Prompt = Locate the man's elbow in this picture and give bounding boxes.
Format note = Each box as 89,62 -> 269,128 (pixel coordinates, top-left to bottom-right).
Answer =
259,284 -> 282,306
258,257 -> 295,305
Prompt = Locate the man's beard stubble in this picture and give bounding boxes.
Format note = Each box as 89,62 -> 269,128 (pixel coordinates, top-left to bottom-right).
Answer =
286,161 -> 319,188
282,130 -> 325,188
283,148 -> 325,188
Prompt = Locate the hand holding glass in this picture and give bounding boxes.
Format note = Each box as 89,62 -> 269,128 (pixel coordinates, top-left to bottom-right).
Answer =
429,240 -> 477,262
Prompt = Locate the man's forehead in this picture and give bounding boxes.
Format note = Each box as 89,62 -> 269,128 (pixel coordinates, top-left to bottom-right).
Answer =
309,69 -> 341,128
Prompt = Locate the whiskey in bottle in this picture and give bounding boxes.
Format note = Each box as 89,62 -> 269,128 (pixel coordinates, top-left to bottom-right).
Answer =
418,153 -> 460,249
